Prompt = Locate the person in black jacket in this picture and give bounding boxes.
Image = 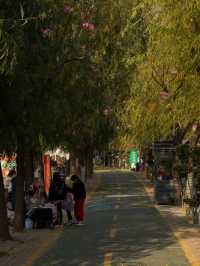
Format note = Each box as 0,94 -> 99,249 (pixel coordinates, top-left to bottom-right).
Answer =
49,172 -> 66,225
71,175 -> 86,225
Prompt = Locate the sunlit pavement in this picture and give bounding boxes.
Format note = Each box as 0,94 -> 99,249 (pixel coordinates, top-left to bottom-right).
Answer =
33,170 -> 191,266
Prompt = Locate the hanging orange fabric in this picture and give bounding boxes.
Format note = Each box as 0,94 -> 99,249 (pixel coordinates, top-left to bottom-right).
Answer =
43,155 -> 51,195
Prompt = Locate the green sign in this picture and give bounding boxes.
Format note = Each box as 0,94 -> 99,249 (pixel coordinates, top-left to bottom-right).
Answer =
129,150 -> 139,169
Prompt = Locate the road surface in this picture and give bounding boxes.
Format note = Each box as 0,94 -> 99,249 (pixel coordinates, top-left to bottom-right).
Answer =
33,170 -> 190,266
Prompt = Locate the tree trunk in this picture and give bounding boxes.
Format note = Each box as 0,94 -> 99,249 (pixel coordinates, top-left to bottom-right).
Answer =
174,122 -> 193,145
14,145 -> 26,232
66,158 -> 71,176
24,150 -> 34,190
85,156 -> 88,181
85,152 -> 89,181
70,154 -> 76,175
85,150 -> 94,180
0,166 -> 11,240
75,158 -> 81,177
88,150 -> 94,179
70,154 -> 82,178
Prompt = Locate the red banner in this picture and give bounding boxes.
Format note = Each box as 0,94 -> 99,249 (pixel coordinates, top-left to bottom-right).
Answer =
43,155 -> 51,194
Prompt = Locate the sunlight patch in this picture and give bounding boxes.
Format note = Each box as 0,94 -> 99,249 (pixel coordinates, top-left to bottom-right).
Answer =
106,194 -> 145,198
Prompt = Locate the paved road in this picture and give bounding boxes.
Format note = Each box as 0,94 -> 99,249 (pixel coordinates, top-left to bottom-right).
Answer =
33,170 -> 191,266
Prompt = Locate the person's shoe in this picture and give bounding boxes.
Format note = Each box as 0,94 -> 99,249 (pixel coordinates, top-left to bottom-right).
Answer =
76,221 -> 84,226
64,221 -> 74,226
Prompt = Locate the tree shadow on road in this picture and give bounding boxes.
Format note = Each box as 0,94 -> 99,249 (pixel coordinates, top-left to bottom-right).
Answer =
33,206 -> 190,266
33,170 -> 190,266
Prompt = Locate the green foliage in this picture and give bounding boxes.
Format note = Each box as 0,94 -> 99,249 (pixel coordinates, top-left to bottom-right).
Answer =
0,0 -> 137,158
2,0 -> 200,154
117,0 -> 200,149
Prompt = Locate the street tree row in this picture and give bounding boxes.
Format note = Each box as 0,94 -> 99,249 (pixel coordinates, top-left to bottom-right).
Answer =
0,0 -> 134,240
117,1 -> 200,151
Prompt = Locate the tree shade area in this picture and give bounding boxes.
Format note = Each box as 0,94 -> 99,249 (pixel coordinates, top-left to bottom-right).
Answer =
1,0 -> 200,239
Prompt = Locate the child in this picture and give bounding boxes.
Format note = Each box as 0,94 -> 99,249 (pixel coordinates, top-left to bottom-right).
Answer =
48,172 -> 67,225
62,186 -> 74,225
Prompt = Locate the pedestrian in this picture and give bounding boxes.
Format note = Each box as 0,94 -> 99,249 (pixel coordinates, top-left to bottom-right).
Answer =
71,174 -> 86,226
61,185 -> 74,225
49,172 -> 67,225
136,162 -> 140,172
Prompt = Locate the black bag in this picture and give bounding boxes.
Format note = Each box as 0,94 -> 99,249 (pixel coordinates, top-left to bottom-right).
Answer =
27,207 -> 53,229
55,183 -> 64,196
